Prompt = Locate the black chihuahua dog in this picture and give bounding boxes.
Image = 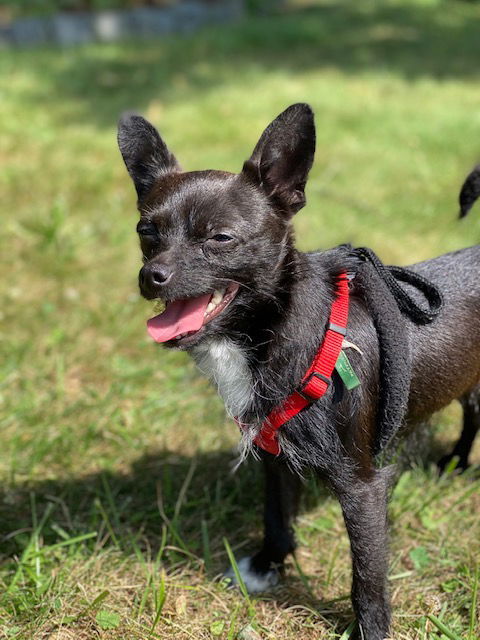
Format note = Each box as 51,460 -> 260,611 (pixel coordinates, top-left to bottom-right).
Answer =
118,104 -> 480,640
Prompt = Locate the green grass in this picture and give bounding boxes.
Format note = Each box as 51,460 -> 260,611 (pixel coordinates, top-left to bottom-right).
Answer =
1,0 -> 480,638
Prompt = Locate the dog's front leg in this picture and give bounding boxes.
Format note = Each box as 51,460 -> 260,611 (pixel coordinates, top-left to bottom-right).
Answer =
333,467 -> 393,640
228,454 -> 303,592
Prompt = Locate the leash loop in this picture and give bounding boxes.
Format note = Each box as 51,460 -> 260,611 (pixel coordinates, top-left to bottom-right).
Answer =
352,247 -> 443,325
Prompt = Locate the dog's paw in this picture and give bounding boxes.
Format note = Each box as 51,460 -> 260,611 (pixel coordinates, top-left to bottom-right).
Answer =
224,556 -> 280,593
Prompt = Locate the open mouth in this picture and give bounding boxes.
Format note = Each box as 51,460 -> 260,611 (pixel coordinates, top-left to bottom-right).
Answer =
146,283 -> 240,346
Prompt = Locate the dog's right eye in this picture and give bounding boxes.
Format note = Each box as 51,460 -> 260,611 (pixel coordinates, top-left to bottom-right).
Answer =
211,233 -> 234,243
137,222 -> 158,236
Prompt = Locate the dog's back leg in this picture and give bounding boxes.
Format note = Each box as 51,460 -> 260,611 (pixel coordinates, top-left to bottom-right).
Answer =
438,386 -> 480,473
227,455 -> 303,592
332,467 -> 395,640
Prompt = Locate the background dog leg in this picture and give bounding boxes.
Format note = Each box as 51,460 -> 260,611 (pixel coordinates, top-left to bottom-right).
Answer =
227,455 -> 303,593
333,467 -> 393,640
438,387 -> 480,473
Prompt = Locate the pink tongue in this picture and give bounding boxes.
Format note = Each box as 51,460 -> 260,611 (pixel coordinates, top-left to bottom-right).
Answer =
147,294 -> 212,343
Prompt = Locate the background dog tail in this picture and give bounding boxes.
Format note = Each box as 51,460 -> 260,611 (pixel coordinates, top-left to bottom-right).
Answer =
459,164 -> 480,218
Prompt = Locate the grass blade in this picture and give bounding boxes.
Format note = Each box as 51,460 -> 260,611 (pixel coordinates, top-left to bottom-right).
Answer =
427,614 -> 463,640
63,590 -> 110,624
150,570 -> 167,633
223,537 -> 250,602
469,563 -> 479,640
339,620 -> 357,640
94,498 -> 119,547
201,519 -> 211,570
29,531 -> 98,558
291,553 -> 314,597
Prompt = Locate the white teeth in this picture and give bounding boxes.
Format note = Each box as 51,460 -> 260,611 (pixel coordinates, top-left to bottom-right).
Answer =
212,289 -> 224,305
204,289 -> 225,317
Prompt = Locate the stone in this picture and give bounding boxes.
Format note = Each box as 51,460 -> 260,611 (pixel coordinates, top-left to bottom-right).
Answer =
3,1 -> 247,48
0,25 -> 12,48
174,1 -> 205,33
10,17 -> 49,47
51,13 -> 93,46
93,10 -> 131,43
128,7 -> 175,36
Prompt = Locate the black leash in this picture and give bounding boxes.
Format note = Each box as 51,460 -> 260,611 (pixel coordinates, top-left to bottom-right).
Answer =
352,246 -> 443,325
345,245 -> 444,454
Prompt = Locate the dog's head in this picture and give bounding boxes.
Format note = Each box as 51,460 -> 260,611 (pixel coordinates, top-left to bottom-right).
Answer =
117,103 -> 316,348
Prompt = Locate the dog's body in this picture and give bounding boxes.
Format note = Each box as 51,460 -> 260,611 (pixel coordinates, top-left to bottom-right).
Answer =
118,104 -> 480,640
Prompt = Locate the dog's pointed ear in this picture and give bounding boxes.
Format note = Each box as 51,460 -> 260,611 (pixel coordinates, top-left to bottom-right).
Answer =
117,113 -> 180,199
242,103 -> 315,215
459,164 -> 480,218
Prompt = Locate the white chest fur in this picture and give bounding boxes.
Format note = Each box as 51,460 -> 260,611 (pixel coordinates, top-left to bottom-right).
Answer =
192,338 -> 253,417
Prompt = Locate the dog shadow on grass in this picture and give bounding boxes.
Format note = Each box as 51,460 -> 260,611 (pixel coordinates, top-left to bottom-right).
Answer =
3,425 -> 478,635
1,447 -> 355,628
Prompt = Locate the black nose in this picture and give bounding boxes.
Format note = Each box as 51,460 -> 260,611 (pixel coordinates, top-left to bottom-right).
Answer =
139,263 -> 173,293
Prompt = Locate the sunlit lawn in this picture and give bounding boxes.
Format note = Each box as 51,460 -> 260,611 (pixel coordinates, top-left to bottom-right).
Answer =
1,1 -> 480,638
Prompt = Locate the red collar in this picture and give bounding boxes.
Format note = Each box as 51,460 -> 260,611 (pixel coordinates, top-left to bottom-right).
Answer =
246,272 -> 350,455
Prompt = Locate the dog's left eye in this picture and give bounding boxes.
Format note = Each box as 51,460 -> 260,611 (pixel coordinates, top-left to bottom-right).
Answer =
137,222 -> 158,236
210,233 -> 235,243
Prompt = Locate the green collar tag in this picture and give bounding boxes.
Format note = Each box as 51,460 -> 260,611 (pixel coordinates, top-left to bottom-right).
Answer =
335,350 -> 361,390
